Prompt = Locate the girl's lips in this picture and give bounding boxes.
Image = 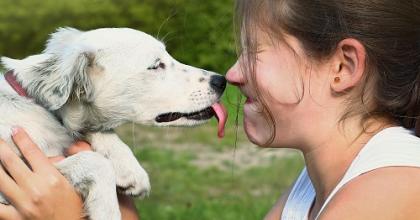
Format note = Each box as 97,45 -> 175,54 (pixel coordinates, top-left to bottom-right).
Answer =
245,97 -> 255,104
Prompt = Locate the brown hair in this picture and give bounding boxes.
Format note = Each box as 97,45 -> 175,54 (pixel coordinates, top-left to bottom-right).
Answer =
235,0 -> 420,144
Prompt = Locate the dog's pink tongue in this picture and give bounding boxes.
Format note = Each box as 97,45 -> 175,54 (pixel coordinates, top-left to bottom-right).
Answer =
212,102 -> 227,138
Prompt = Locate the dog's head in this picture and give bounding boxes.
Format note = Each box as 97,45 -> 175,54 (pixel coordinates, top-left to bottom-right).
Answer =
1,28 -> 227,133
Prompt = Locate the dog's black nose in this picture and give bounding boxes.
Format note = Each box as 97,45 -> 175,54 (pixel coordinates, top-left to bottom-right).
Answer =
210,75 -> 227,95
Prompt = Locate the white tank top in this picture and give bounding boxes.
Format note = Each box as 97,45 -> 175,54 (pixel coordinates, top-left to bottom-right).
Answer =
281,126 -> 420,220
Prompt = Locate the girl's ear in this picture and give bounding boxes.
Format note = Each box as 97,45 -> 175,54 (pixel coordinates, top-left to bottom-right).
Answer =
330,38 -> 366,93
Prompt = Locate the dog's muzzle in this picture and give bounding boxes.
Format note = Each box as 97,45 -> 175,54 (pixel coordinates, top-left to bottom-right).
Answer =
210,75 -> 227,96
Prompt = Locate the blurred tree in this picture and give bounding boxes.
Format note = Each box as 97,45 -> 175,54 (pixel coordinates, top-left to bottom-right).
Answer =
0,0 -> 236,73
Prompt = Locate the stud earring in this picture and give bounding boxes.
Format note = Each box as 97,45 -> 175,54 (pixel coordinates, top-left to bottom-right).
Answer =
334,77 -> 340,83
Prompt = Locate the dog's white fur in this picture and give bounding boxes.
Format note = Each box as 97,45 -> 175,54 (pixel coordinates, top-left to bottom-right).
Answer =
0,27 -> 224,219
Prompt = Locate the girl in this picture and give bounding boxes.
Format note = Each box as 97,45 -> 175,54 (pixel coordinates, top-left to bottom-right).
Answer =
228,0 -> 420,219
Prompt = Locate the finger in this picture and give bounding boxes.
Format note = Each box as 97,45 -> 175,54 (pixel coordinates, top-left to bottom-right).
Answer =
0,166 -> 26,209
10,127 -> 54,173
65,141 -> 92,156
0,139 -> 32,185
0,203 -> 22,220
48,156 -> 65,164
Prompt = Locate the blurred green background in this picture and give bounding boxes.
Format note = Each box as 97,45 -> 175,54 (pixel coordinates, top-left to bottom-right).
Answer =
0,0 -> 304,219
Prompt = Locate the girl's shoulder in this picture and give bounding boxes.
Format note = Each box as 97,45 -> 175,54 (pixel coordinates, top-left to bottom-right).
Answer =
319,166 -> 420,220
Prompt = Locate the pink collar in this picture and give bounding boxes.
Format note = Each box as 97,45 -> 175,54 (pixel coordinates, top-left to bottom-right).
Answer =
4,70 -> 30,97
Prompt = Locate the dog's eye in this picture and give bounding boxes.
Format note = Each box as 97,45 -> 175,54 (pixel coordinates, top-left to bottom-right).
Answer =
148,60 -> 166,70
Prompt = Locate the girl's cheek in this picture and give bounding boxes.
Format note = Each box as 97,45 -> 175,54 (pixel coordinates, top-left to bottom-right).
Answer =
256,57 -> 303,104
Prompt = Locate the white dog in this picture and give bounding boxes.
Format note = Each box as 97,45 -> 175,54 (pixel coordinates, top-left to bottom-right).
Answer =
0,27 -> 227,220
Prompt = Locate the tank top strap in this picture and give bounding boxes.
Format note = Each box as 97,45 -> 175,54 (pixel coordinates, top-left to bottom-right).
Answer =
281,167 -> 315,220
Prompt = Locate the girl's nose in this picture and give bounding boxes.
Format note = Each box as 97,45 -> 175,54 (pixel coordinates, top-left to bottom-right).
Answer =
226,60 -> 245,86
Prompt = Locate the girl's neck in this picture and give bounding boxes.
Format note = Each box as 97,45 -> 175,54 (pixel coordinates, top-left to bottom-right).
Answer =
302,119 -> 394,207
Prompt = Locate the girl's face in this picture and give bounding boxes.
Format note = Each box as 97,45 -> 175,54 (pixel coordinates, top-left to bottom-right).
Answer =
227,34 -> 336,148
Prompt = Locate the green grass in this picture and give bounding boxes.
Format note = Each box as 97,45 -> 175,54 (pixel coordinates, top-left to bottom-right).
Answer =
131,146 -> 303,220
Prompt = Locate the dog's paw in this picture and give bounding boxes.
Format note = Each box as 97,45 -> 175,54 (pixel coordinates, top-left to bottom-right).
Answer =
115,161 -> 151,198
0,193 -> 10,205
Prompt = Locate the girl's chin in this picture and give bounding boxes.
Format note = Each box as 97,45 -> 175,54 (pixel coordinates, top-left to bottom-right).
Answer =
243,126 -> 259,145
243,101 -> 259,117
243,117 -> 268,146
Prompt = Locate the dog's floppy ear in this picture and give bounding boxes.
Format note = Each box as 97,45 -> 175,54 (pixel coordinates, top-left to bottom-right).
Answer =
1,27 -> 94,110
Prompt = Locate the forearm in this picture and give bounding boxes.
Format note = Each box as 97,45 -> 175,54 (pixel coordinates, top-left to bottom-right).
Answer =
118,194 -> 140,220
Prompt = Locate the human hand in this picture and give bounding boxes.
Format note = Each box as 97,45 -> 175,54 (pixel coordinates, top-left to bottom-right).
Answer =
0,127 -> 140,220
0,127 -> 84,220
